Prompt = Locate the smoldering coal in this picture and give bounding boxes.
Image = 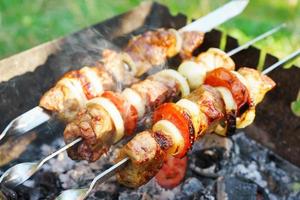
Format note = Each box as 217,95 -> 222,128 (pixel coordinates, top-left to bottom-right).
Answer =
1,132 -> 300,200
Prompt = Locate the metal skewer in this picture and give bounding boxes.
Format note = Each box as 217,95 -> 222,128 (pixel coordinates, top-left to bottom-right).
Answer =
0,24 -> 285,189
262,49 -> 300,74
0,0 -> 249,143
55,49 -> 300,200
0,138 -> 81,187
55,157 -> 129,200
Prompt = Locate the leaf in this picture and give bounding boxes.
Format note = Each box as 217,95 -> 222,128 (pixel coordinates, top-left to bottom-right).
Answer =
291,100 -> 300,117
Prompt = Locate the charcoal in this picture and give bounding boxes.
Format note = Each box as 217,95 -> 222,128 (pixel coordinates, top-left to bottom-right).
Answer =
118,191 -> 142,200
217,176 -> 261,200
194,148 -> 224,169
92,190 -> 118,200
182,178 -> 204,196
193,134 -> 233,158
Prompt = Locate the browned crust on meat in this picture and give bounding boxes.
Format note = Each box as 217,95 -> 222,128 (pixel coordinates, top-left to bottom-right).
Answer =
64,103 -> 115,162
131,78 -> 178,111
125,29 -> 178,76
153,131 -> 173,151
115,131 -> 166,188
187,85 -> 225,134
180,31 -> 205,59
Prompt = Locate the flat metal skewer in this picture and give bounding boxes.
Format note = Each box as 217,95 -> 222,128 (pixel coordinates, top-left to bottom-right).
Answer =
0,138 -> 82,187
262,49 -> 300,74
227,23 -> 286,56
55,157 -> 129,200
55,49 -> 300,200
0,0 -> 250,143
0,24 -> 284,190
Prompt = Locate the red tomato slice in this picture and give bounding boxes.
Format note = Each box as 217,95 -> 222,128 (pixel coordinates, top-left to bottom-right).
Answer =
204,68 -> 250,112
102,91 -> 138,135
152,103 -> 193,158
155,156 -> 188,189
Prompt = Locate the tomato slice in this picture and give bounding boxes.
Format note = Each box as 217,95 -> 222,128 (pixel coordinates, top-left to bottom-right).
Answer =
155,156 -> 188,189
204,68 -> 250,112
102,91 -> 138,135
152,103 -> 193,158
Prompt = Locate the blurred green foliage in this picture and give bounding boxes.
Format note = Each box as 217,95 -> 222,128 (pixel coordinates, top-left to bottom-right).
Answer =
0,0 -> 299,66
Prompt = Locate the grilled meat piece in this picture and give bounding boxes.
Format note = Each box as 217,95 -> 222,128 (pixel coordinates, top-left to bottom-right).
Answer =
131,78 -> 179,111
116,131 -> 166,188
64,102 -> 114,161
101,49 -> 137,87
180,31 -> 205,59
238,67 -> 276,105
125,29 -> 178,76
187,85 -> 225,128
125,29 -> 204,76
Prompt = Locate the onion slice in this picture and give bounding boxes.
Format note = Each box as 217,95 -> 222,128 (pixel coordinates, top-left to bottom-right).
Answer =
176,99 -> 201,136
87,97 -> 124,143
236,108 -> 256,129
216,87 -> 237,112
121,53 -> 137,75
178,61 -> 207,90
154,69 -> 190,97
153,120 -> 184,155
122,88 -> 145,118
215,87 -> 237,136
231,71 -> 251,92
169,29 -> 182,55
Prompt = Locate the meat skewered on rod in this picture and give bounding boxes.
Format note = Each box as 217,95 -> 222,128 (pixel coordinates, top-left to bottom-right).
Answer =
64,24 -> 284,162
0,25 -> 283,189
55,50 -> 300,200
0,30 -> 203,142
0,0 -> 250,142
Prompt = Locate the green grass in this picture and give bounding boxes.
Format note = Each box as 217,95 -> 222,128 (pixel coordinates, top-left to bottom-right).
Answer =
0,0 -> 299,66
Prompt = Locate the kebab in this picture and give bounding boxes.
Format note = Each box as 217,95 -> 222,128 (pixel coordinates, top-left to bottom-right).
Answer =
0,29 -> 204,141
0,25 -> 282,189
0,0 -> 250,142
63,25 -> 283,162
54,50 -> 300,200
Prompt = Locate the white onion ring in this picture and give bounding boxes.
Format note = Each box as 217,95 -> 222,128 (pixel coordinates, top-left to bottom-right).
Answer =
178,61 -> 207,90
169,29 -> 183,55
154,69 -> 190,97
176,99 -> 201,135
216,87 -> 237,112
215,87 -> 237,136
87,97 -> 124,143
152,120 -> 184,155
231,71 -> 251,93
121,53 -> 137,75
122,88 -> 145,118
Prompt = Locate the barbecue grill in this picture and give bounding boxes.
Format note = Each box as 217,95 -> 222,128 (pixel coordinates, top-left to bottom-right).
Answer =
0,2 -> 300,199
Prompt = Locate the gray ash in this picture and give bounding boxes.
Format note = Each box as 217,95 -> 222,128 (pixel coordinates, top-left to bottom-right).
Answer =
1,132 -> 300,200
